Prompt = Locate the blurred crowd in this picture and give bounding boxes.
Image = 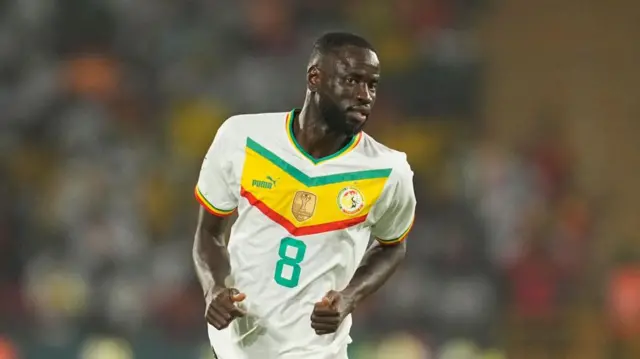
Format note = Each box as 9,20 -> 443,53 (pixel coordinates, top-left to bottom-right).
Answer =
1,1 -> 638,359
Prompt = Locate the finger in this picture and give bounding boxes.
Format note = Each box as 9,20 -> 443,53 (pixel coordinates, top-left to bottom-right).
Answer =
311,310 -> 335,319
311,320 -> 338,331
312,306 -> 339,316
207,316 -> 227,330
228,305 -> 247,318
206,309 -> 228,329
324,290 -> 340,304
314,328 -> 336,335
311,314 -> 340,324
220,300 -> 247,317
209,305 -> 232,321
321,296 -> 332,306
231,292 -> 246,302
214,320 -> 231,330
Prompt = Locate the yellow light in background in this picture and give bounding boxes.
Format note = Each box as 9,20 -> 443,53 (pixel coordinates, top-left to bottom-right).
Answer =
375,332 -> 431,359
79,337 -> 133,359
168,100 -> 228,162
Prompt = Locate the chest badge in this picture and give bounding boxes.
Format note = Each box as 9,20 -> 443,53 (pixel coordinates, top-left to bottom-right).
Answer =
337,187 -> 365,215
291,191 -> 317,222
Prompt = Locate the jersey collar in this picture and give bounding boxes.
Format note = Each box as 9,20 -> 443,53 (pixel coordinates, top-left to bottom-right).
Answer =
285,109 -> 362,165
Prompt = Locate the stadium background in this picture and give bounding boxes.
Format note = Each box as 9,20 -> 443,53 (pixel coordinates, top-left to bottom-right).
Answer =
1,0 -> 640,358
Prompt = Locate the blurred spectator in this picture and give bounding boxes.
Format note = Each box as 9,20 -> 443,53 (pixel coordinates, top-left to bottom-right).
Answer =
0,337 -> 19,359
461,135 -> 541,269
506,229 -> 568,359
606,248 -> 640,359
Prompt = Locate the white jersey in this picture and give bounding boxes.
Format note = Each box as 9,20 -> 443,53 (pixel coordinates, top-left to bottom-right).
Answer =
195,110 -> 416,359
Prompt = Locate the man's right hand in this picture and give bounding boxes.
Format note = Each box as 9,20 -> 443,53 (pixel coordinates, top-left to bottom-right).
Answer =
205,287 -> 247,330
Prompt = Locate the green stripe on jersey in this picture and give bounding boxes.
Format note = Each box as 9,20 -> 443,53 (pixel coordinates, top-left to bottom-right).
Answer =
246,138 -> 392,186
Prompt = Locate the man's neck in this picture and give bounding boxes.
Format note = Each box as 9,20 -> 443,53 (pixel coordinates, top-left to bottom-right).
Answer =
294,104 -> 351,160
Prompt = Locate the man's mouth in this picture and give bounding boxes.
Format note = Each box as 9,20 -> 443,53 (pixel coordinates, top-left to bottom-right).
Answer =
348,107 -> 370,121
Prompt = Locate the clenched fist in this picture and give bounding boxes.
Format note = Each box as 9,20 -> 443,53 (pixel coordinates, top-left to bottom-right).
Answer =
310,290 -> 355,335
205,287 -> 247,330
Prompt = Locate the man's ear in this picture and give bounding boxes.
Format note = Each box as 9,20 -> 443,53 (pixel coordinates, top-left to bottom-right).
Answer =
307,66 -> 320,92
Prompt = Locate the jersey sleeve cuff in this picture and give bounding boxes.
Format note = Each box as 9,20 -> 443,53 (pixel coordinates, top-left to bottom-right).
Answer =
194,185 -> 236,217
375,218 -> 415,245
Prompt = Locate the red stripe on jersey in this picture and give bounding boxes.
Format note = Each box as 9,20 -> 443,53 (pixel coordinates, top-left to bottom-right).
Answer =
240,187 -> 367,236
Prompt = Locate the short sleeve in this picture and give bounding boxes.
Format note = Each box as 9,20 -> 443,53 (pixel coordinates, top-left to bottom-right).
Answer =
194,121 -> 238,216
371,162 -> 417,245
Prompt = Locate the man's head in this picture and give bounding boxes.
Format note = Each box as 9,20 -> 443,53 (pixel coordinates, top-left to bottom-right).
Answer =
306,32 -> 380,136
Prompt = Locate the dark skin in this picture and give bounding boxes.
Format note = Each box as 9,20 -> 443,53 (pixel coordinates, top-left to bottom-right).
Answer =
193,208 -> 246,330
295,45 -> 380,155
193,45 -> 408,335
310,241 -> 407,335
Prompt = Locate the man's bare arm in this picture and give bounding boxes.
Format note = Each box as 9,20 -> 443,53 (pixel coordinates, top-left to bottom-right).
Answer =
341,240 -> 407,306
193,207 -> 233,298
193,207 -> 245,329
310,240 -> 407,335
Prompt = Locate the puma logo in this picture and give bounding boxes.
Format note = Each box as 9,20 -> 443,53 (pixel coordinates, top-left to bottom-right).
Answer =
266,176 -> 278,186
252,176 -> 279,189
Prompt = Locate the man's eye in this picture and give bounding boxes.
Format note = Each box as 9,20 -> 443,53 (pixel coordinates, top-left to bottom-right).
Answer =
346,77 -> 356,85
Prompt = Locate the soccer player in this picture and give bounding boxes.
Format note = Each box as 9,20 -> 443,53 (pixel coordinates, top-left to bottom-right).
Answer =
193,32 -> 416,359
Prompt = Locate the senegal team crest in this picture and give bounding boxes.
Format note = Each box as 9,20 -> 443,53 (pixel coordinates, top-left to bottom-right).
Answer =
337,187 -> 365,215
291,191 -> 317,222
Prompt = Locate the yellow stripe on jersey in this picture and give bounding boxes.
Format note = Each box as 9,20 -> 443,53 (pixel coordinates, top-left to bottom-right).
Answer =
194,186 -> 236,217
241,138 -> 391,235
376,217 -> 414,245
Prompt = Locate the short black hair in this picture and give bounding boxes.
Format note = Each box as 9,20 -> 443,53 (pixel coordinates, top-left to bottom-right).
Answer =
311,32 -> 376,58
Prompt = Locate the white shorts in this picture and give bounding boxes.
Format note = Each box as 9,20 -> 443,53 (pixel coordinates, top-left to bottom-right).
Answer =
207,324 -> 349,359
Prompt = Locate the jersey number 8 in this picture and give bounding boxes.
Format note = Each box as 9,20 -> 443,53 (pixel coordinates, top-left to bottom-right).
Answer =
274,237 -> 307,288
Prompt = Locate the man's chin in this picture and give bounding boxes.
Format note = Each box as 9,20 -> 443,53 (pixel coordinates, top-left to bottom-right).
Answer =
345,119 -> 366,136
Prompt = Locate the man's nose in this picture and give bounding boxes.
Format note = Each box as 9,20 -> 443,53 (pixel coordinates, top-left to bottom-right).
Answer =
355,83 -> 372,104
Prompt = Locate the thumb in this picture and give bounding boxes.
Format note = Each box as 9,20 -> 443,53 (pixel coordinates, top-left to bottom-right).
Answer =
322,290 -> 339,306
231,292 -> 246,302
228,288 -> 246,302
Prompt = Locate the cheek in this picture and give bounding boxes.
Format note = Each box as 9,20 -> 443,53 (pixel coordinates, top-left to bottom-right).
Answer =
321,89 -> 345,107
327,79 -> 351,98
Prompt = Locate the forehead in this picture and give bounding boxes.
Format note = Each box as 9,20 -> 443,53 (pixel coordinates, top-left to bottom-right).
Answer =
324,46 -> 380,74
